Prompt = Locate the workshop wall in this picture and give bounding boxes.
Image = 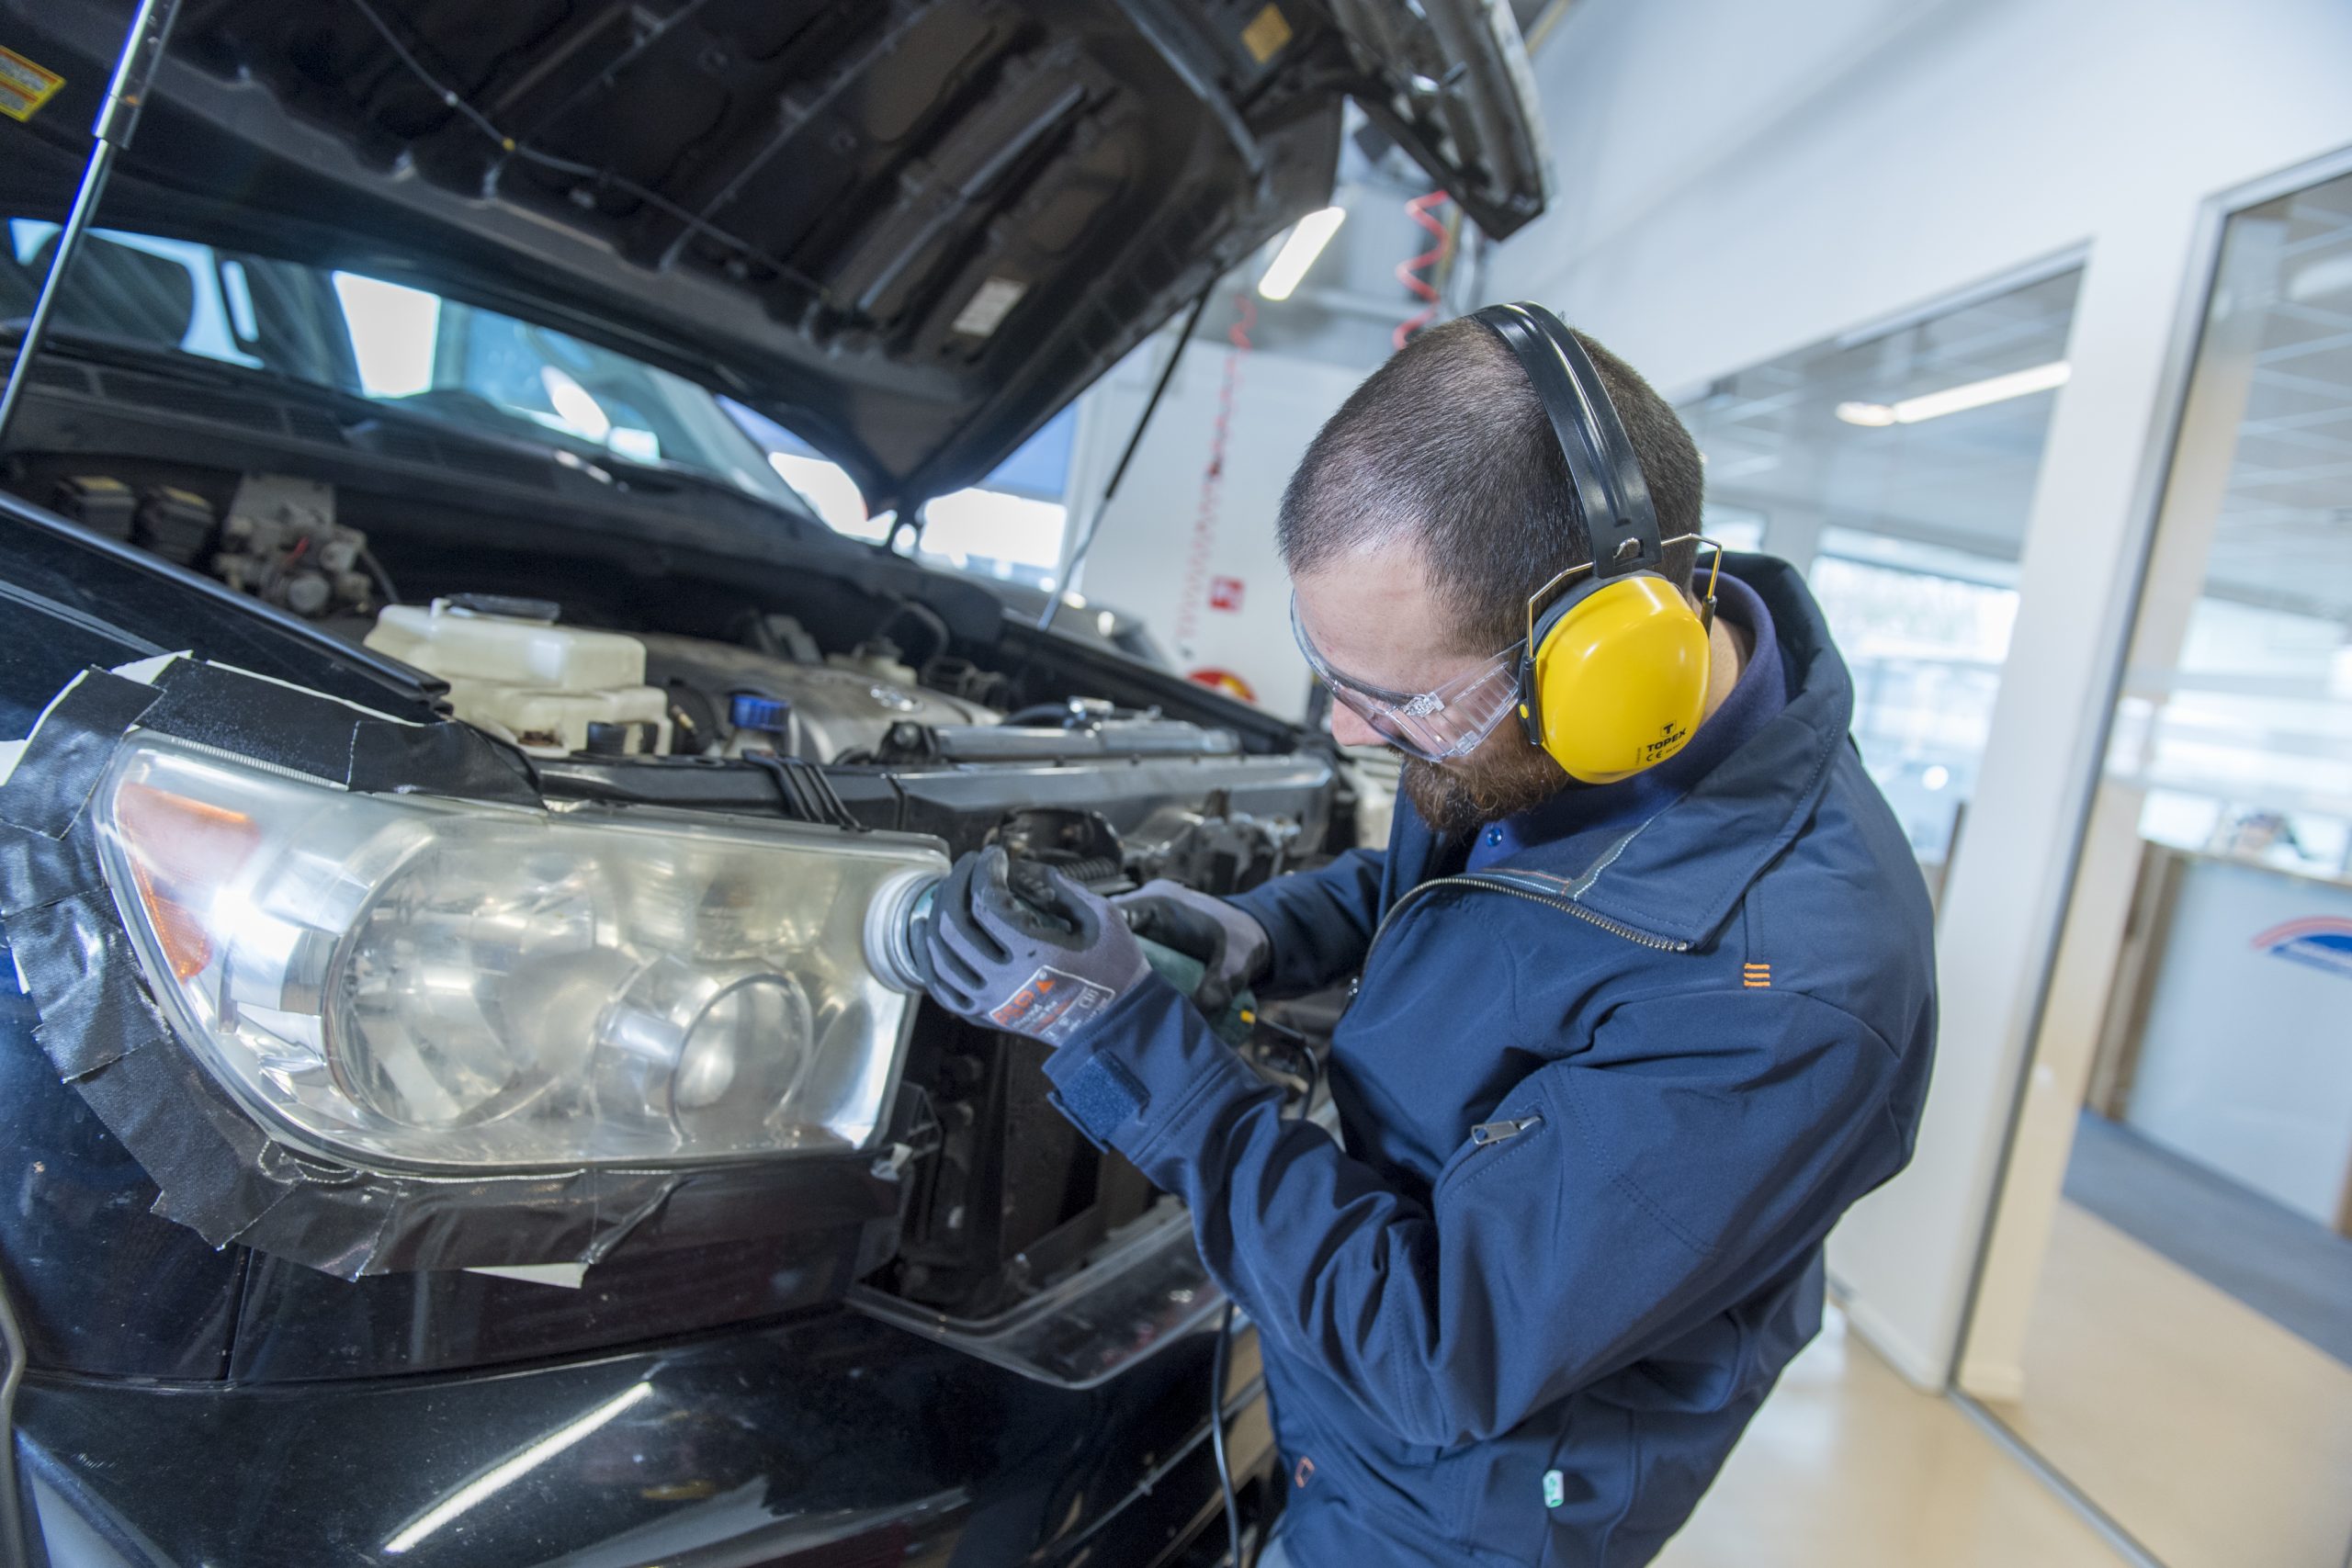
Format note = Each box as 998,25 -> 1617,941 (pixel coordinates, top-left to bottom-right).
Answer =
1062,318 -> 1364,719
1061,154 -> 1482,715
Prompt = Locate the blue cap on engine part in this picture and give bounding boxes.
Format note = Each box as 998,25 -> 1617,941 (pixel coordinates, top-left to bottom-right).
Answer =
729,693 -> 792,734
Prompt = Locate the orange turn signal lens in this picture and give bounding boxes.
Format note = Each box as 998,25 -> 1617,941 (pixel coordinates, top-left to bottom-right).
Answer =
112,782 -> 260,979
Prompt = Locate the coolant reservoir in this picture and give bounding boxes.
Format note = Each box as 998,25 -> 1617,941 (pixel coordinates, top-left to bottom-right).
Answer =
366,596 -> 671,758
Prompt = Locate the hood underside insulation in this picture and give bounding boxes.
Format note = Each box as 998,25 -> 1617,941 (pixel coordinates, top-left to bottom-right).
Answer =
0,0 -> 1546,512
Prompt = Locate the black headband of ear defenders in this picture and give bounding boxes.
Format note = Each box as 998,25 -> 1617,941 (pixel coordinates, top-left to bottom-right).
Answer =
1468,302 -> 1663,582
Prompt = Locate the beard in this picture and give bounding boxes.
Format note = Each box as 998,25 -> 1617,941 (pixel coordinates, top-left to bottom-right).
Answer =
1397,736 -> 1570,838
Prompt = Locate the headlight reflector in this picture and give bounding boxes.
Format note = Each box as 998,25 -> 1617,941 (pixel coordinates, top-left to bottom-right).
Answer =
93,735 -> 944,1170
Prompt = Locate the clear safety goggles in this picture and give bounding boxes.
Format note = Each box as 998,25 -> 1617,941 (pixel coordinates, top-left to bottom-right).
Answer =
1291,594 -> 1526,763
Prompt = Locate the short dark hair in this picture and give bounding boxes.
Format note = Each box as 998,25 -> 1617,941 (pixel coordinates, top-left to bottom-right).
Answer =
1277,314 -> 1703,652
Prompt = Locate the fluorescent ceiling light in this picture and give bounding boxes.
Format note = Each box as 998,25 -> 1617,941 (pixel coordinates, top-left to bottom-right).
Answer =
1258,207 -> 1347,301
1837,360 -> 2071,427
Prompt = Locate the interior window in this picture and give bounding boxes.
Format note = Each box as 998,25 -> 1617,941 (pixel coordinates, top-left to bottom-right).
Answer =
1677,268 -> 2082,892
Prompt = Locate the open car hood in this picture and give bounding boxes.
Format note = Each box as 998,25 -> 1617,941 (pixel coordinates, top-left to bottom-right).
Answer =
0,0 -> 1548,515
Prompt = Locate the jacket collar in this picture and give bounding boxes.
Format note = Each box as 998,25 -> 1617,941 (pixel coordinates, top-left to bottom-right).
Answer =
1389,553 -> 1854,950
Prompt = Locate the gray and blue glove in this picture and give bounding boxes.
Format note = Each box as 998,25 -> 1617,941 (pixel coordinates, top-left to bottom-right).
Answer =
922,846 -> 1150,1045
1110,879 -> 1271,1015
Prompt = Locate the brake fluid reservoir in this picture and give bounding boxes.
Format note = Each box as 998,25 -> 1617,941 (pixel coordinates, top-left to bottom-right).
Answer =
366,597 -> 671,758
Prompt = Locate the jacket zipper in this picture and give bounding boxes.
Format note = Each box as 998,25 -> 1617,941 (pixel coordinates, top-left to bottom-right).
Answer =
1363,874 -> 1691,968
1340,873 -> 1691,1004
1469,1113 -> 1543,1146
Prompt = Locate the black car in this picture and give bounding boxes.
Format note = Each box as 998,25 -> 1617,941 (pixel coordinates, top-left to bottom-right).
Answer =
0,4 -> 1544,1563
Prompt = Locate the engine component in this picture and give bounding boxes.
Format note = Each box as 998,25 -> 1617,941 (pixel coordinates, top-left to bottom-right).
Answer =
993,807 -> 1127,889
134,483 -> 216,565
209,473 -> 376,617
635,633 -> 996,764
920,654 -> 1009,708
875,717 -> 1240,764
739,612 -> 821,663
366,597 -> 671,757
729,693 -> 792,739
1137,792 -> 1301,895
831,637 -> 921,688
49,474 -> 136,540
1001,696 -> 1118,728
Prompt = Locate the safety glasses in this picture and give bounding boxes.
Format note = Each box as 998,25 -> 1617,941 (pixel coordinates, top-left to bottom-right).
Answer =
1290,595 -> 1526,763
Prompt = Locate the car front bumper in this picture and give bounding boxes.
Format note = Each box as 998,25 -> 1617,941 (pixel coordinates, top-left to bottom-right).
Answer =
18,1303 -> 1272,1568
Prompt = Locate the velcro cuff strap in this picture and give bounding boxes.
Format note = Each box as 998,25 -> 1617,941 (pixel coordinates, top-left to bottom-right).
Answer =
1051,1052 -> 1150,1146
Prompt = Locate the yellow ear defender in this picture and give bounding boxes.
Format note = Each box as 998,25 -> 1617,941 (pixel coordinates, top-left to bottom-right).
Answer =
1518,546 -> 1723,784
1472,303 -> 1721,784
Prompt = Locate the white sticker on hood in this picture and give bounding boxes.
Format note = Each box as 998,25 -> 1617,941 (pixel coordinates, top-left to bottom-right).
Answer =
951,276 -> 1029,339
464,1263 -> 589,1290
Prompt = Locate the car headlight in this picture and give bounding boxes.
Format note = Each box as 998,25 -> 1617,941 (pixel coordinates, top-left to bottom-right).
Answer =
91,733 -> 944,1171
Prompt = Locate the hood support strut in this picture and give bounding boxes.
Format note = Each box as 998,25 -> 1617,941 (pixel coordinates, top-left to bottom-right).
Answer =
0,0 -> 184,450
1038,277 -> 1219,629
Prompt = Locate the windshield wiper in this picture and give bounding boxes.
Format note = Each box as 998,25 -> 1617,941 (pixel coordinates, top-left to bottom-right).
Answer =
1,321 -> 370,405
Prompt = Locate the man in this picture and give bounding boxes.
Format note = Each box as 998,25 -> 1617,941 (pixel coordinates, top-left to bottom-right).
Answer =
918,306 -> 1936,1567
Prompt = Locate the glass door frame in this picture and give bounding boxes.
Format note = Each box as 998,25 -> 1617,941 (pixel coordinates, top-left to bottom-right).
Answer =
1950,140 -> 2352,1559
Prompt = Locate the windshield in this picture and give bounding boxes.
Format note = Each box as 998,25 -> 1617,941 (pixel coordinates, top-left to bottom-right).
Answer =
719,396 -> 1075,592
2,219 -> 808,513
4,218 -> 1085,590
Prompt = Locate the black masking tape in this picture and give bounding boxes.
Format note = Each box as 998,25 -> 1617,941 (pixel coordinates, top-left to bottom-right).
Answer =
132,659 -> 367,784
4,891 -> 176,1080
0,671 -> 162,839
0,813 -> 107,916
347,715 -> 539,803
130,658 -> 539,804
0,658 -> 870,1279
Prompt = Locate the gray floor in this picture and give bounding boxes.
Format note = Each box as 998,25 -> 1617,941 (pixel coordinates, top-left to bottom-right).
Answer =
2064,1111 -> 2352,1370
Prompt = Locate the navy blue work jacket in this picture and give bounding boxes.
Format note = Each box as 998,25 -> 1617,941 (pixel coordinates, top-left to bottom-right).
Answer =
1043,555 -> 1938,1566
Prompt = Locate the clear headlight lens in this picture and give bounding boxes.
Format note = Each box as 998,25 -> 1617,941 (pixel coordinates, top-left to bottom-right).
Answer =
92,735 -> 944,1171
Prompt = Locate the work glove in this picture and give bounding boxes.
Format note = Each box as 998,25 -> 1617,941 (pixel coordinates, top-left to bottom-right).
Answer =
1110,879 -> 1271,1015
922,846 -> 1150,1045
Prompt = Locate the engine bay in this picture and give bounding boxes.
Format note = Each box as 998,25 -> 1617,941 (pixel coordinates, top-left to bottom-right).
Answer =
36,460 -> 1037,761
4,435 -> 1345,1378
20,441 -> 1289,757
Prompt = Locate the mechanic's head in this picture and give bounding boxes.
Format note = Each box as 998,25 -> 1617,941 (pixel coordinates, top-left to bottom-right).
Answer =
1282,315 -> 1704,833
